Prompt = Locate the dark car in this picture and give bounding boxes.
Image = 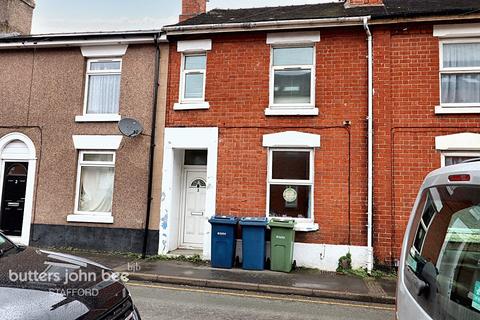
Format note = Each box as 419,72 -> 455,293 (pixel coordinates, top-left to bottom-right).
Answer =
0,232 -> 140,320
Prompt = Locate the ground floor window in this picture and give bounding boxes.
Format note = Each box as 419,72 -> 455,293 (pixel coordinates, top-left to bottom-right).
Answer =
75,151 -> 115,214
441,152 -> 480,167
267,149 -> 314,219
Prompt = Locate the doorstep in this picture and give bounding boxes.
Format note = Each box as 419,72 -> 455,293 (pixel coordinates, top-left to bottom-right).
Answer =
167,248 -> 202,258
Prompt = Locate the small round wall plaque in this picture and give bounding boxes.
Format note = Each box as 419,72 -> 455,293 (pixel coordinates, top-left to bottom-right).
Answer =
283,187 -> 297,203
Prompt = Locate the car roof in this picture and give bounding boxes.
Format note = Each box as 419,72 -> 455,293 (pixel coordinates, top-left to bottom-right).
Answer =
422,160 -> 480,189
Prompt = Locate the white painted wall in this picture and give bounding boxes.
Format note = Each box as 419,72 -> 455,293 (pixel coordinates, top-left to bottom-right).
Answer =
235,240 -> 368,271
293,243 -> 368,271
167,149 -> 184,251
159,127 -> 219,258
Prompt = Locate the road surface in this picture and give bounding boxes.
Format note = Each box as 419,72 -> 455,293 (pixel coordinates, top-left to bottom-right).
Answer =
127,281 -> 395,320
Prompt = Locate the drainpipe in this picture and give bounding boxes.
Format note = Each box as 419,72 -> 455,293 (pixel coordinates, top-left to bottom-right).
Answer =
142,33 -> 162,258
363,17 -> 374,274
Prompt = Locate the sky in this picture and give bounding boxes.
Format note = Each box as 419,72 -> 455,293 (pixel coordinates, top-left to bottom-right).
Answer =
31,0 -> 339,34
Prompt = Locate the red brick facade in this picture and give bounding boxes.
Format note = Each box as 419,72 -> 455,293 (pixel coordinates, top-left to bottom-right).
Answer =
167,29 -> 370,248
167,21 -> 480,267
373,23 -> 480,265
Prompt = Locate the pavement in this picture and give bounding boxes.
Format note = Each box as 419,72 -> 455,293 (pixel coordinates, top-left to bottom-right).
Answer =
61,250 -> 397,305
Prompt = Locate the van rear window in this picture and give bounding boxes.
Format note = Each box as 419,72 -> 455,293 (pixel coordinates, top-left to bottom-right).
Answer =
405,185 -> 480,320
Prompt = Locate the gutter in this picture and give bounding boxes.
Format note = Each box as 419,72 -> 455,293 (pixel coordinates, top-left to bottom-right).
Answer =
163,16 -> 371,35
0,34 -> 167,49
363,17 -> 374,274
142,33 -> 162,258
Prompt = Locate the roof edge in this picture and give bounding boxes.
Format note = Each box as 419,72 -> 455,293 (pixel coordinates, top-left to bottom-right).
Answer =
0,32 -> 167,49
162,16 -> 371,35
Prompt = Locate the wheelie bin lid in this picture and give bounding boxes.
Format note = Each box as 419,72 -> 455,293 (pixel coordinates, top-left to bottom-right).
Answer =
208,216 -> 239,225
268,219 -> 295,229
239,217 -> 268,226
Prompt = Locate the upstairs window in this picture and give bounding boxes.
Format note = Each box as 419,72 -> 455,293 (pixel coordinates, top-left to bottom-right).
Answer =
441,41 -> 480,107
181,53 -> 207,102
84,59 -> 122,115
270,46 -> 315,107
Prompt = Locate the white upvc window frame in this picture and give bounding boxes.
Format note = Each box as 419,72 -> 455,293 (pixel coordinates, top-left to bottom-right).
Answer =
440,151 -> 480,167
73,150 -> 116,219
179,52 -> 207,104
268,45 -> 316,110
266,148 -> 315,224
78,58 -> 123,122
437,38 -> 480,112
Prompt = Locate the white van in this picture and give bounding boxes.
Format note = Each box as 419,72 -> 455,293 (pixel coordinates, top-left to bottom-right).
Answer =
397,161 -> 480,320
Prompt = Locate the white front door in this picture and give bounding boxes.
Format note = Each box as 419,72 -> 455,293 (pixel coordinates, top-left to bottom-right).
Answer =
181,170 -> 206,248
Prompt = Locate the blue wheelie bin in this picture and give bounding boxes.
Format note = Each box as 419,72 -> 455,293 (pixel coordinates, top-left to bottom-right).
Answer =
239,217 -> 268,270
208,216 -> 238,269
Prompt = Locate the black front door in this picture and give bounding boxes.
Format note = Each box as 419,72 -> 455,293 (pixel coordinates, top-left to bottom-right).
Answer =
0,162 -> 28,236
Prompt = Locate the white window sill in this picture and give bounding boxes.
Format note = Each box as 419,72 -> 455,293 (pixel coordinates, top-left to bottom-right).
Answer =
75,114 -> 121,122
174,102 -> 210,110
435,106 -> 480,114
268,218 -> 319,232
265,107 -> 319,116
67,214 -> 114,224
294,222 -> 319,232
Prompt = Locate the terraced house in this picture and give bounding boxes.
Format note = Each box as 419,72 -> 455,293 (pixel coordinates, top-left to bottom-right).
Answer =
0,0 -> 168,254
160,0 -> 480,271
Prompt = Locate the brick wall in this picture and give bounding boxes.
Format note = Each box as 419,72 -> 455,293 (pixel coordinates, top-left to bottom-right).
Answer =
167,22 -> 480,266
180,0 -> 207,22
166,28 -> 370,247
373,23 -> 480,265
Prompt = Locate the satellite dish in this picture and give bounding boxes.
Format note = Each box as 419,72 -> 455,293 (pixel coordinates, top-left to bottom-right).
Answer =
118,118 -> 143,138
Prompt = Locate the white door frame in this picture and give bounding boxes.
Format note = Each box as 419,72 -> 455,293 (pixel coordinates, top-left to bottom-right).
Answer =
159,127 -> 218,259
179,166 -> 207,249
0,133 -> 37,246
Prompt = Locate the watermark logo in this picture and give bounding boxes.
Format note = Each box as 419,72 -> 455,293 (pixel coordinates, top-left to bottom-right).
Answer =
127,262 -> 141,272
8,267 -> 134,297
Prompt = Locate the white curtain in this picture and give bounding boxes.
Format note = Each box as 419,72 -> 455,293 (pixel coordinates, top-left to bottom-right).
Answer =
443,43 -> 480,68
442,43 -> 480,104
442,74 -> 480,104
79,166 -> 114,213
87,74 -> 121,114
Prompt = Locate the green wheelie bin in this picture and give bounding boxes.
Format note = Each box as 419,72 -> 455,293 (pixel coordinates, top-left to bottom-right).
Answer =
269,219 -> 296,272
